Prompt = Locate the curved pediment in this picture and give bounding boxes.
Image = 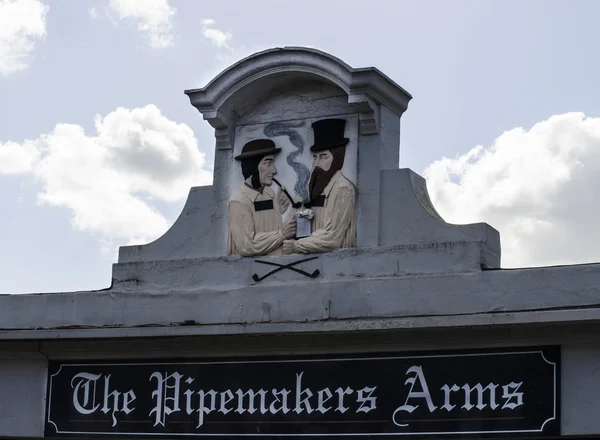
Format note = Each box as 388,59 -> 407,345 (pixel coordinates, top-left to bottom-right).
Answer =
117,46 -> 499,284
185,47 -> 412,140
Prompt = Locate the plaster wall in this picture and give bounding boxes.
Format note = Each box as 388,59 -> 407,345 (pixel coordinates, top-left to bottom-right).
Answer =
235,80 -> 352,125
562,342 -> 600,435
2,260 -> 600,334
379,170 -> 500,263
0,347 -> 47,438
116,185 -> 217,262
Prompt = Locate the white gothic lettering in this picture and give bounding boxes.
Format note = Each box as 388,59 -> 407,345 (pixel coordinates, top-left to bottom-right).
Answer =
67,364 -> 529,431
71,372 -> 102,415
71,372 -> 136,427
393,366 -> 526,428
146,370 -> 378,427
149,371 -> 182,426
392,365 -> 437,426
502,381 -> 524,409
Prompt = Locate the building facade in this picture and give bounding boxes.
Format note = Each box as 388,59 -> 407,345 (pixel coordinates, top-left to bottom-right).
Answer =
1,47 -> 599,439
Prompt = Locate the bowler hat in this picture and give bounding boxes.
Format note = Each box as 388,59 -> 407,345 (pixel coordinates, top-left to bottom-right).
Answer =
234,139 -> 281,160
310,119 -> 350,152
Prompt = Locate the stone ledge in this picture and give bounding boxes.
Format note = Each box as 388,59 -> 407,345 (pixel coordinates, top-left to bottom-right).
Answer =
1,262 -> 600,337
2,305 -> 600,341
113,240 -> 493,291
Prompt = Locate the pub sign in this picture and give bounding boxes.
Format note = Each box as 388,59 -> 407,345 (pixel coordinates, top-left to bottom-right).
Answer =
46,346 -> 559,438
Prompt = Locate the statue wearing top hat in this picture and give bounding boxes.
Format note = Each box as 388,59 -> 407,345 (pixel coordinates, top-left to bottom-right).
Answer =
283,118 -> 356,255
228,139 -> 296,257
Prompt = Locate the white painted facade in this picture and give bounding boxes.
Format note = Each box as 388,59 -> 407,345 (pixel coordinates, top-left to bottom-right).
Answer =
0,47 -> 599,438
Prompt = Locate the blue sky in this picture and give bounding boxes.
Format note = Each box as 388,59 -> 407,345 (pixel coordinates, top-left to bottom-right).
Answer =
1,0 -> 600,294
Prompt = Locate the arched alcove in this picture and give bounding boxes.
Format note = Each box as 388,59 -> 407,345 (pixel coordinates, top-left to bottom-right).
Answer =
185,46 -> 412,148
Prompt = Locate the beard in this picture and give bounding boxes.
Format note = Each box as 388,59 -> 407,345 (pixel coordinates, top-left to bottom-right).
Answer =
307,146 -> 347,202
308,166 -> 338,201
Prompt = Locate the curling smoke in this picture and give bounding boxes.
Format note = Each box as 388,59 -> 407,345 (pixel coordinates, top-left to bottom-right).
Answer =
263,121 -> 310,201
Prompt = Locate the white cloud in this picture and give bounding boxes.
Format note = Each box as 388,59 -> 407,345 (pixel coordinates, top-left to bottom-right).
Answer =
201,18 -> 232,50
2,105 -> 212,245
424,112 -> 600,268
0,140 -> 40,174
0,0 -> 48,76
108,0 -> 175,49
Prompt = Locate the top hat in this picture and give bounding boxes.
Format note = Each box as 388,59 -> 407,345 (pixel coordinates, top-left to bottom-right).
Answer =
234,139 -> 281,160
310,119 -> 350,152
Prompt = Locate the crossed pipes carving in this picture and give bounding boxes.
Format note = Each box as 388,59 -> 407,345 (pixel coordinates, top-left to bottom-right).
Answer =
252,256 -> 320,282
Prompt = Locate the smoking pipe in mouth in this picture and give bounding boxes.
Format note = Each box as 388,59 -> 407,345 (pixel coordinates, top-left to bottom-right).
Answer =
272,178 -> 302,209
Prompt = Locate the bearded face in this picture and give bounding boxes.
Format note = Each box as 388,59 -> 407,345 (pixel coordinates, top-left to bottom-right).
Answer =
313,151 -> 334,172
308,147 -> 346,201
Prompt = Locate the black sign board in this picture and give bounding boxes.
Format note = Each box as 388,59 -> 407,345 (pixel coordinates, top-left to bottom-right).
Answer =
46,346 -> 560,438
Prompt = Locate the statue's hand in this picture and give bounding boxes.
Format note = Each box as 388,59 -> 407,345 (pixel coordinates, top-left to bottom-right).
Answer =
278,187 -> 290,212
282,240 -> 295,255
282,216 -> 296,239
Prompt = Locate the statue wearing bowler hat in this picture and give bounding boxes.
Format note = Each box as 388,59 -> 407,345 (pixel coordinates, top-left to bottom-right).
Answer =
228,139 -> 296,257
283,118 -> 356,255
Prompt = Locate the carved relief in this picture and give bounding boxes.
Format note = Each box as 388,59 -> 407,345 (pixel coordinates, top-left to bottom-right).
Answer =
283,119 -> 356,255
227,140 -> 296,257
228,118 -> 357,257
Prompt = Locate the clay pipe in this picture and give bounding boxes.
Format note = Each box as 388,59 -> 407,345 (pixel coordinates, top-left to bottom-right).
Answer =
272,178 -> 302,209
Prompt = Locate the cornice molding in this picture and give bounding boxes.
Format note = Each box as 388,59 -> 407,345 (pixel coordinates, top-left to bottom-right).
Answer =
185,47 -> 412,146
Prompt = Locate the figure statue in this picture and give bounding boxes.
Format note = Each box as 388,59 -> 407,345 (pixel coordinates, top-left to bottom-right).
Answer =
283,119 -> 356,254
228,139 -> 296,257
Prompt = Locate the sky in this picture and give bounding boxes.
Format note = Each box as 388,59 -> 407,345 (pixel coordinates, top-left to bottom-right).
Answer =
1,0 -> 600,294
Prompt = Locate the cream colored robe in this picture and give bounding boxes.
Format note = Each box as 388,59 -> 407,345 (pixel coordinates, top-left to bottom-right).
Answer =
293,171 -> 356,254
228,184 -> 284,257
